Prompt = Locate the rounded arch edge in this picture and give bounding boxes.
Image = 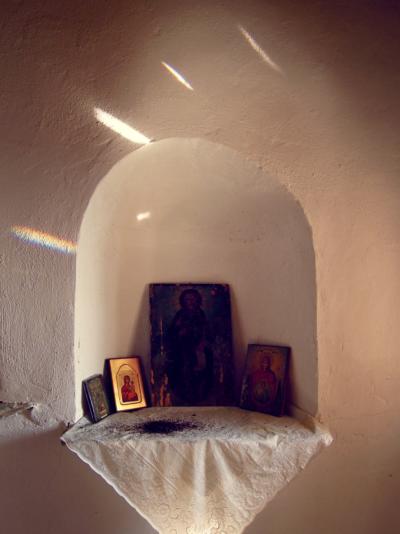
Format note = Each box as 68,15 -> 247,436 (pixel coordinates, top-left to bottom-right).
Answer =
74,137 -> 318,420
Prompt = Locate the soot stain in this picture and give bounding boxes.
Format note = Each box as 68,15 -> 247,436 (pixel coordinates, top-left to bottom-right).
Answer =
135,420 -> 200,434
136,420 -> 198,434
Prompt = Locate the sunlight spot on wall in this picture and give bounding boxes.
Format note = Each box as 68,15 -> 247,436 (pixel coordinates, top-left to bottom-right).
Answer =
94,108 -> 151,145
136,211 -> 151,221
238,25 -> 284,75
161,62 -> 194,91
11,226 -> 77,255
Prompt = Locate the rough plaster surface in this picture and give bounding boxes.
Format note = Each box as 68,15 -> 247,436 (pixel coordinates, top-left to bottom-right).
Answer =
75,138 -> 317,418
1,1 -> 400,533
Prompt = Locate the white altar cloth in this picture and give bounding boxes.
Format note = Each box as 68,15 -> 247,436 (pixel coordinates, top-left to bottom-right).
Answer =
62,407 -> 332,534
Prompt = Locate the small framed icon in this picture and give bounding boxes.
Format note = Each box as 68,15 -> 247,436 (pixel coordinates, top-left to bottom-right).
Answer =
240,344 -> 290,416
108,356 -> 147,411
82,374 -> 111,423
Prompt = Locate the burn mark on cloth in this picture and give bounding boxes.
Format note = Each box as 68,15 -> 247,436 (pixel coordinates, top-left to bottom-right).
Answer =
126,419 -> 200,435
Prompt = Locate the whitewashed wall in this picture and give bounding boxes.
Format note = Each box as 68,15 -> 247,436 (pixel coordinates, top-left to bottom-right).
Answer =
1,1 -> 399,533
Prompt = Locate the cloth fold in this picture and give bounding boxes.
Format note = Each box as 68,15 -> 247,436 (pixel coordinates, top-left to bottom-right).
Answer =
62,406 -> 332,534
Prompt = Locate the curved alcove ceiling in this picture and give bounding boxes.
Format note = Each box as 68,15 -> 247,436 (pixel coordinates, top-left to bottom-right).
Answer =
75,138 -> 317,419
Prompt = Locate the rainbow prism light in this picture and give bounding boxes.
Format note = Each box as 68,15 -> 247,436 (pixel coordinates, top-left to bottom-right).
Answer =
12,226 -> 77,255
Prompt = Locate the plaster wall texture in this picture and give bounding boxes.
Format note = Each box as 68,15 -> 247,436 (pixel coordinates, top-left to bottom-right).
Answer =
75,138 -> 317,417
0,1 -> 399,533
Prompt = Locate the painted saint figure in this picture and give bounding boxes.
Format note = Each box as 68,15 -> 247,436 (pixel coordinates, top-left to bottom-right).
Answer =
248,355 -> 277,411
121,375 -> 138,403
159,374 -> 172,407
166,289 -> 214,404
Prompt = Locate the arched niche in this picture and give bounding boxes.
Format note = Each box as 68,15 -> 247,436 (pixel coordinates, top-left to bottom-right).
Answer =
75,138 -> 317,419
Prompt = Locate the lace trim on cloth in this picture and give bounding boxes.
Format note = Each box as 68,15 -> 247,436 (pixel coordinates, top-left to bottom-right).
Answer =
62,407 -> 332,534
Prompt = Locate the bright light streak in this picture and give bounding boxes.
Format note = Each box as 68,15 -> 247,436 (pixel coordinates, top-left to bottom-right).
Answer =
12,226 -> 77,255
94,108 -> 151,145
238,25 -> 283,75
161,62 -> 194,91
136,211 -> 151,221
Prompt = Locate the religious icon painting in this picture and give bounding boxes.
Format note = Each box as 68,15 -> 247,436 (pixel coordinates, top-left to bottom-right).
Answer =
108,357 -> 147,411
240,344 -> 290,417
149,283 -> 235,407
82,374 -> 111,423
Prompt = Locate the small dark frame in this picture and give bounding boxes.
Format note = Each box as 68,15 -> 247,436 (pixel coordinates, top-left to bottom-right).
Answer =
240,344 -> 290,417
83,374 -> 111,423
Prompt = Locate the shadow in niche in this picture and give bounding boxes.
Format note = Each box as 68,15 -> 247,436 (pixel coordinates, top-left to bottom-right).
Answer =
128,284 -> 151,380
124,283 -> 154,407
102,358 -> 116,413
228,286 -> 246,401
0,425 -> 156,534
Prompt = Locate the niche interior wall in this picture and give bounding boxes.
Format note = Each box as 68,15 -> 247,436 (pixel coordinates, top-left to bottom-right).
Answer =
75,138 -> 317,418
